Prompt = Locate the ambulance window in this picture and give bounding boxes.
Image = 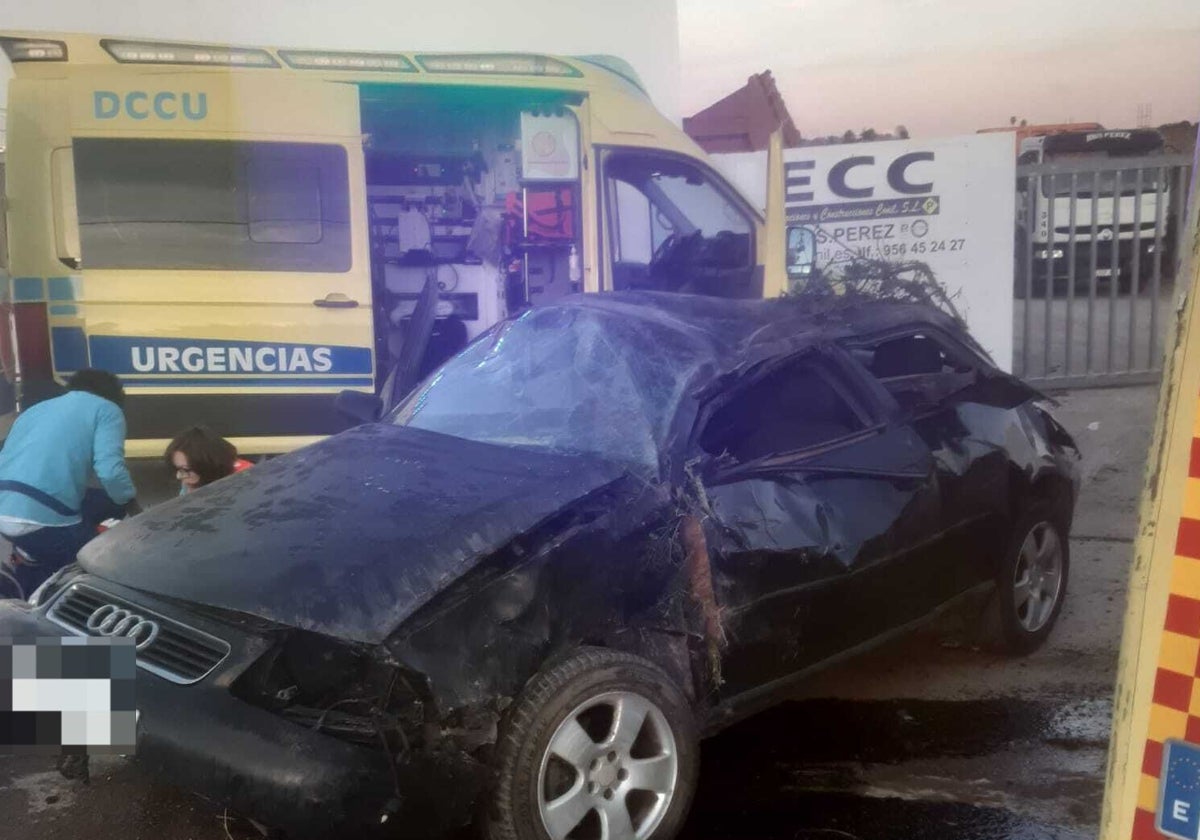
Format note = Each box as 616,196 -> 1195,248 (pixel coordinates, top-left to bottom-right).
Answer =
73,139 -> 351,272
603,151 -> 756,296
651,173 -> 752,239
610,180 -> 653,264
248,159 -> 323,244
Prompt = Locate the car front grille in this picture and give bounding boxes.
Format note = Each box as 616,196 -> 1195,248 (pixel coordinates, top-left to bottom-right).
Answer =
46,583 -> 231,685
1054,222 -> 1158,234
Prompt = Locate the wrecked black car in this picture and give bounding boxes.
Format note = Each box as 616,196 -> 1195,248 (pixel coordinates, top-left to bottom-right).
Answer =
0,292 -> 1080,840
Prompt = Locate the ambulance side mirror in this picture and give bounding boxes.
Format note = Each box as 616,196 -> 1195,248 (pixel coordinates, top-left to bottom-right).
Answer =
786,226 -> 817,285
335,390 -> 383,426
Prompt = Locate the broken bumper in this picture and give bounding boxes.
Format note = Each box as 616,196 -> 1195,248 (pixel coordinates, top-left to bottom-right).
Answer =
134,666 -> 396,838
0,598 -> 480,839
136,662 -> 488,838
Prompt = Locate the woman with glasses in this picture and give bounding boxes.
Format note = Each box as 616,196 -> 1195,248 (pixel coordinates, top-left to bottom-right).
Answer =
164,426 -> 251,496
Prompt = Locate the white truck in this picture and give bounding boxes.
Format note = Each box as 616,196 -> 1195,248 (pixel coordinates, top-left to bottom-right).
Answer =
1015,128 -> 1171,295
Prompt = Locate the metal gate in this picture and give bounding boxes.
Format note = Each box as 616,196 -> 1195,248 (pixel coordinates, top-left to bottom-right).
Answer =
1013,154 -> 1193,388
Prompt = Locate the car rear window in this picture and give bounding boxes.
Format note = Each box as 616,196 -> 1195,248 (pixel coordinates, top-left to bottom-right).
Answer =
700,358 -> 866,462
850,331 -> 983,412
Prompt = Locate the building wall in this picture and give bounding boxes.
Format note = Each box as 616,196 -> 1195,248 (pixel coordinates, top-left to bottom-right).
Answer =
0,0 -> 682,148
682,71 -> 801,154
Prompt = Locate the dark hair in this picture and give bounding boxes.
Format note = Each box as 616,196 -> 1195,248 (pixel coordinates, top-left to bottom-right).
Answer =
66,369 -> 125,407
164,426 -> 238,487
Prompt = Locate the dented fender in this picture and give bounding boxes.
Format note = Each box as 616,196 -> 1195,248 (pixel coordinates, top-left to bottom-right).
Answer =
385,476 -> 705,714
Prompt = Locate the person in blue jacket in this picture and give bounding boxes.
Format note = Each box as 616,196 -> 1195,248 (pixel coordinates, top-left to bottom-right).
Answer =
0,369 -> 140,598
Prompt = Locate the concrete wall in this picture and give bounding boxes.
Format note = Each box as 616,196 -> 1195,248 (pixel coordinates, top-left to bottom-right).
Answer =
0,0 -> 682,148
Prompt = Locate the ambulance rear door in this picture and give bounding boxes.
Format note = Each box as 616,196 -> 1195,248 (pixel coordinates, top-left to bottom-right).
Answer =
52,71 -> 373,455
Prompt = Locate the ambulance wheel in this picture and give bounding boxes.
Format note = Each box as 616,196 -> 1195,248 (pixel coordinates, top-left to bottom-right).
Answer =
989,502 -> 1070,655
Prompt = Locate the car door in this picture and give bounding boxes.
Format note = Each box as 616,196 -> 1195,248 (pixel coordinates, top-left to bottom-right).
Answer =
844,328 -> 1013,600
697,347 -> 946,697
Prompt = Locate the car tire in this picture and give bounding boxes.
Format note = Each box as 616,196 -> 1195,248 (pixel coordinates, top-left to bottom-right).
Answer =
486,647 -> 699,840
988,502 -> 1070,655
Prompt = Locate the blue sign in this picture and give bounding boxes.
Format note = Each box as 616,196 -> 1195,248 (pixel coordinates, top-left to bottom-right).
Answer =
1160,740 -> 1200,840
88,336 -> 373,379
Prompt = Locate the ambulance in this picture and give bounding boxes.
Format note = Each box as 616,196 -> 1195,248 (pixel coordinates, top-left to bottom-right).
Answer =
0,32 -> 792,456
1100,151 -> 1198,839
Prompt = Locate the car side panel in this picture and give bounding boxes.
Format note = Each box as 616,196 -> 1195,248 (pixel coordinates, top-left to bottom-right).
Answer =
911,376 -> 1081,599
908,400 -> 1014,600
703,426 -> 944,697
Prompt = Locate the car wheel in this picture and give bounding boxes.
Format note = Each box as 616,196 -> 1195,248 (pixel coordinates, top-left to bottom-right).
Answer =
991,502 -> 1070,655
487,647 -> 698,840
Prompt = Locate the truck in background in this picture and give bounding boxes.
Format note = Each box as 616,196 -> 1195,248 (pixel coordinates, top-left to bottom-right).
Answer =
977,121 -> 1103,153
1012,127 -> 1173,296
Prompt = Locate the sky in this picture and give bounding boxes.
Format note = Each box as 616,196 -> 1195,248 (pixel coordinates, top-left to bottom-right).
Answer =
2,0 -> 1197,141
679,0 -> 1200,138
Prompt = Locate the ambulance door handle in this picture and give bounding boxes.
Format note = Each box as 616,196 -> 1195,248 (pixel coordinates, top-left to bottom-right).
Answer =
313,293 -> 359,309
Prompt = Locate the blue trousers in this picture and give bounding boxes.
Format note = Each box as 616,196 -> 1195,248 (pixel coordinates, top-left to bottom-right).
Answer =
0,489 -> 126,599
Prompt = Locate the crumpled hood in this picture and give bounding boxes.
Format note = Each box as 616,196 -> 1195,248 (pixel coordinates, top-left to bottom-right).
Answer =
78,424 -> 626,644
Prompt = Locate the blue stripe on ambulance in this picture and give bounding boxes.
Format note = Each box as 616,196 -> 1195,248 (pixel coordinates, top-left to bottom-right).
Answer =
46,277 -> 78,301
12,277 -> 44,302
50,327 -> 88,373
89,336 -> 373,380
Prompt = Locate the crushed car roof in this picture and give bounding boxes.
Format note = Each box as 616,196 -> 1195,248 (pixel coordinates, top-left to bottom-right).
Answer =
560,292 -> 983,370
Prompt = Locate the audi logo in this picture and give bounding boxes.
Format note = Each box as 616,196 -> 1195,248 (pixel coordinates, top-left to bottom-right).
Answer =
85,604 -> 160,650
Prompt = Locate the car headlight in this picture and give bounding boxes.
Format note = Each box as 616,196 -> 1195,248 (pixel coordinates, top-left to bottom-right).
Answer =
1032,401 -> 1077,452
28,563 -> 79,608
